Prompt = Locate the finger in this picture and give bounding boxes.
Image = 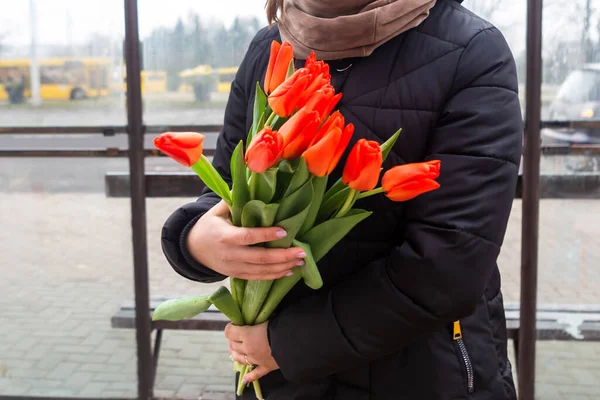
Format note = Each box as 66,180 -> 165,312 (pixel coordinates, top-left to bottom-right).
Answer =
225,226 -> 288,246
224,323 -> 245,342
207,200 -> 230,216
236,261 -> 302,281
229,349 -> 247,366
235,246 -> 306,266
229,340 -> 245,355
243,366 -> 270,383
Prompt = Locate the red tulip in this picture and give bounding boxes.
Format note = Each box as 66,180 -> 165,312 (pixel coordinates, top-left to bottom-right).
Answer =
382,160 -> 441,202
305,51 -> 330,81
154,131 -> 204,167
245,127 -> 284,173
342,139 -> 383,191
278,108 -> 321,159
268,68 -> 310,117
294,51 -> 334,109
310,111 -> 345,146
303,123 -> 354,177
264,40 -> 294,95
297,74 -> 330,107
304,86 -> 342,119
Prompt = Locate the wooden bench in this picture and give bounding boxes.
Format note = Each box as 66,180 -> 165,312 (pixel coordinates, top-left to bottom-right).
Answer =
504,303 -> 600,367
111,297 -> 600,389
111,297 -> 229,387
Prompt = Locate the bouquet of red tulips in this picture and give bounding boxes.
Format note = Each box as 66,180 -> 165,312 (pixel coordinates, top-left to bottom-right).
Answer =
152,40 -> 441,399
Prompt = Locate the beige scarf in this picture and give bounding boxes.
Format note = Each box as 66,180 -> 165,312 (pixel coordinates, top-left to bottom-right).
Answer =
278,0 -> 436,60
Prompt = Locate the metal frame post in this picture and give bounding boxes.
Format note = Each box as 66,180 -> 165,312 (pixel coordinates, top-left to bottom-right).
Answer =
519,0 -> 543,398
124,0 -> 152,399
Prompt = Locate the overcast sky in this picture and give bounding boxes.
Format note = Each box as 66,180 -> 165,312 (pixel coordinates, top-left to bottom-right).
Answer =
0,0 -> 267,46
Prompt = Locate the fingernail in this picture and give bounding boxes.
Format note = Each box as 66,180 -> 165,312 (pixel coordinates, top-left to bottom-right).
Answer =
242,379 -> 248,384
297,251 -> 307,258
286,271 -> 295,276
276,229 -> 287,238
296,260 -> 304,266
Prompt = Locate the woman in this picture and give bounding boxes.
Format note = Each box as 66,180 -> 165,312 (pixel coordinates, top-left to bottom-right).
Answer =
161,0 -> 522,398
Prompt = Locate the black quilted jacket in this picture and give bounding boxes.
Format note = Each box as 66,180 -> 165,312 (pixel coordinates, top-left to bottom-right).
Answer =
161,1 -> 523,398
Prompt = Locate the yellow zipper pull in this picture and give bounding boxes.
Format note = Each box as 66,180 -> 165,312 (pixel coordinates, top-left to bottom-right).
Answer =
453,320 -> 463,340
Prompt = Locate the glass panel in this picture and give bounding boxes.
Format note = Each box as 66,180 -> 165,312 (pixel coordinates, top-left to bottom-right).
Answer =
139,0 -> 264,126
0,0 -> 126,127
537,0 -> 600,398
0,1 -> 138,399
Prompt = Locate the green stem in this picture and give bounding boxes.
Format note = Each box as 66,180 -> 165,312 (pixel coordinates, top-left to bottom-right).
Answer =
356,187 -> 384,200
264,110 -> 276,127
236,364 -> 249,396
334,189 -> 358,219
253,379 -> 264,400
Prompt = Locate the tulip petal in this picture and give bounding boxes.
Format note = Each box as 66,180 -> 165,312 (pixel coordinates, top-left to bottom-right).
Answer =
326,123 -> 354,175
382,161 -> 441,190
303,127 -> 342,177
264,40 -> 281,94
385,179 -> 440,202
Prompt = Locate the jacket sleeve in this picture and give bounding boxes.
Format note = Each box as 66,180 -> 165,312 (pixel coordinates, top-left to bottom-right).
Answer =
268,27 -> 523,383
161,33 -> 267,283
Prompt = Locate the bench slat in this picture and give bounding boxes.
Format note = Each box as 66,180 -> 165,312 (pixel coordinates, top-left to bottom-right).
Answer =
112,309 -> 229,331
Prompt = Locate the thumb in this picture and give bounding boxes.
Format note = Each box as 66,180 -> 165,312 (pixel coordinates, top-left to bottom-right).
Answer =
243,366 -> 269,384
210,200 -> 231,218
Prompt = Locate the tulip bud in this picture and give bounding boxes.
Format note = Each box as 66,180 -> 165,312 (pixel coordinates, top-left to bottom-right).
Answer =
303,123 -> 354,177
264,40 -> 294,95
382,160 -> 441,202
153,131 -> 204,167
342,139 -> 383,191
245,127 -> 284,173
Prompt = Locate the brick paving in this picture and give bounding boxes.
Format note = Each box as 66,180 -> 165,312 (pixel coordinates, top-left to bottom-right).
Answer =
1,193 -> 600,399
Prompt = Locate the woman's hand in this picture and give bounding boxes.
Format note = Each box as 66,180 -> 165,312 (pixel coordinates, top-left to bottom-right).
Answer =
225,322 -> 280,383
187,201 -> 306,280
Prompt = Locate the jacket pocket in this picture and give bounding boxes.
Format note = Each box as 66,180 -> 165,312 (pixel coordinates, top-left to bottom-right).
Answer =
453,320 -> 474,394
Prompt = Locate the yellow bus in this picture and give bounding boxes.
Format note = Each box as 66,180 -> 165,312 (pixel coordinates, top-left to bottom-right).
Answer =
178,65 -> 238,102
0,57 -> 111,103
113,69 -> 168,95
216,67 -> 238,93
178,65 -> 215,101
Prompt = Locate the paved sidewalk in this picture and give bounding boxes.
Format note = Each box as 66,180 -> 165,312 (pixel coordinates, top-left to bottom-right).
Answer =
1,193 -> 600,399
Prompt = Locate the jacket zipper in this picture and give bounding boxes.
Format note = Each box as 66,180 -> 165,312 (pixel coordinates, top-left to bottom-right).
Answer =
453,320 -> 474,394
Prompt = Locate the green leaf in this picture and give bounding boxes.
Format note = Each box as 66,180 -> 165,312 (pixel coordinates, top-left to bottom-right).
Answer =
230,141 -> 249,226
317,186 -> 351,223
268,204 -> 311,248
248,169 -> 277,203
286,59 -> 295,79
208,286 -> 245,326
230,278 -> 247,309
322,177 -> 346,204
293,239 -> 322,290
283,157 -> 310,198
276,179 -> 313,223
254,269 -> 302,325
299,175 -> 328,237
242,280 -> 274,325
300,209 -> 372,262
252,82 -> 267,134
152,296 -> 211,322
241,200 -> 279,228
381,128 -> 402,162
191,156 -> 232,204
